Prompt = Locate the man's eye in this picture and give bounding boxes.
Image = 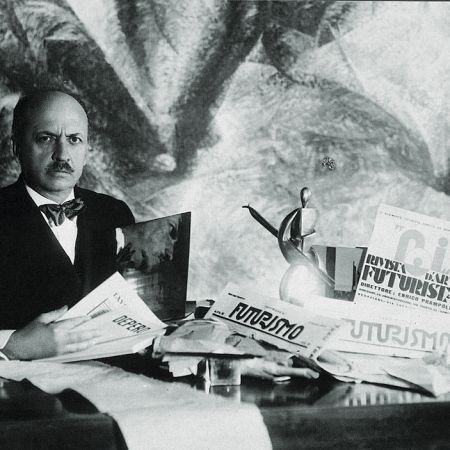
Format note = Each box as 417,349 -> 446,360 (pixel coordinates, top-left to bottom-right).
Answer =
37,135 -> 53,143
68,136 -> 82,144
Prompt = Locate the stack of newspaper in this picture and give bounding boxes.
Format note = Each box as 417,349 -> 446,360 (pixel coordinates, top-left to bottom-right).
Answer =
205,204 -> 450,396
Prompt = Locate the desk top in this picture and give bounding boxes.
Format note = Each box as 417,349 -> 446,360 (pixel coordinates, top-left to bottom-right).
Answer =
2,357 -> 450,450
228,378 -> 450,450
179,374 -> 450,450
205,376 -> 450,408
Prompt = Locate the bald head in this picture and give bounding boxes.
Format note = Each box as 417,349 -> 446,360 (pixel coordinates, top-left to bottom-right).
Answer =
12,91 -> 88,143
12,91 -> 89,203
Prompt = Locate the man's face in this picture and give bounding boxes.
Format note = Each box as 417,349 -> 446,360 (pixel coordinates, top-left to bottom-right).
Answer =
14,93 -> 88,201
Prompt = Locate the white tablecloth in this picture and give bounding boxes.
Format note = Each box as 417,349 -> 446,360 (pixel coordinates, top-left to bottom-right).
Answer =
0,361 -> 272,450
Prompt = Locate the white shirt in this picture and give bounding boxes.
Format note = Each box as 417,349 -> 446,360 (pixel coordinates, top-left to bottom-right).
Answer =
0,330 -> 15,356
26,185 -> 78,264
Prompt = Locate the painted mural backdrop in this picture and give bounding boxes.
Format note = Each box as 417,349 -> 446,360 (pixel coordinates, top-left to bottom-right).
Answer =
0,1 -> 449,299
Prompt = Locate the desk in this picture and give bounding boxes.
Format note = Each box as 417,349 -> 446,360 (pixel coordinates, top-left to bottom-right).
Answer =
193,376 -> 450,450
112,355 -> 450,450
1,361 -> 450,450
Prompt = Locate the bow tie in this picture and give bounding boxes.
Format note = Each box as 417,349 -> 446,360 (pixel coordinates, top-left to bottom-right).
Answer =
39,198 -> 86,226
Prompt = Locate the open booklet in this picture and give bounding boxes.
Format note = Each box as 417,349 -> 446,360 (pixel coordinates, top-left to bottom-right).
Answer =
38,272 -> 167,363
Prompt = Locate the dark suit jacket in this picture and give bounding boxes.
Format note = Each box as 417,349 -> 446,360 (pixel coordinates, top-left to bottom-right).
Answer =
0,178 -> 135,329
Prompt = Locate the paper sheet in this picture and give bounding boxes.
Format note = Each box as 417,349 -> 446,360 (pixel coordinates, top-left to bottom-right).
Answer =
385,349 -> 450,396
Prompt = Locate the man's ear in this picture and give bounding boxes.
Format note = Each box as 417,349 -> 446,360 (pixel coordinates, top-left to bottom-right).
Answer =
11,136 -> 19,160
83,143 -> 90,166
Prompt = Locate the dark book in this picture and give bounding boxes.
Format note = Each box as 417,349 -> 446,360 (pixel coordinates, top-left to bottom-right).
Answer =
117,212 -> 191,320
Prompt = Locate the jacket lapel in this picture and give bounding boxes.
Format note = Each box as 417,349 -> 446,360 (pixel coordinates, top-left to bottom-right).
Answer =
8,179 -> 83,310
74,187 -> 95,296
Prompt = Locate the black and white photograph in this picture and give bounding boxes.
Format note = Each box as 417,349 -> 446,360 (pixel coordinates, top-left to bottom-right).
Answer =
0,1 -> 449,449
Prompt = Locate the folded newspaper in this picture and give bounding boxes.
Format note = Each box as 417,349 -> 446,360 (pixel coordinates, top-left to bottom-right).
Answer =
298,294 -> 449,358
204,283 -> 345,363
38,272 -> 167,363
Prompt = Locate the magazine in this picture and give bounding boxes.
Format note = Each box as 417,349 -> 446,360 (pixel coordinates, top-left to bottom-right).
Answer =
354,204 -> 450,315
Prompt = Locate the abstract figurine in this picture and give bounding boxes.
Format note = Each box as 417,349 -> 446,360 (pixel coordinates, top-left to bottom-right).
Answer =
243,187 -> 335,303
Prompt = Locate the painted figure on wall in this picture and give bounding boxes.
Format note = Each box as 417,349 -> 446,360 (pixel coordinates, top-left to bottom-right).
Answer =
0,1 -> 449,299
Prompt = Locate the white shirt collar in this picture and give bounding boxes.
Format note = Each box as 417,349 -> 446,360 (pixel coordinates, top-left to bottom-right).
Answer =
25,184 -> 75,207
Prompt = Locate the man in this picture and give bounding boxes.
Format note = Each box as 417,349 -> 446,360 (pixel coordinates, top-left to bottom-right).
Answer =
0,90 -> 318,380
0,90 -> 134,359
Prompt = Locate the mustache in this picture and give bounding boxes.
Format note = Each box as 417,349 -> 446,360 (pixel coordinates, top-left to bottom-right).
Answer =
46,161 -> 74,173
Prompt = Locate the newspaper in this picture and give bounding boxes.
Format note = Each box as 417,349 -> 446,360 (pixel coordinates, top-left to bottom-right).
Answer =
202,284 -> 432,390
39,273 -> 166,362
59,272 -> 156,320
299,295 -> 450,358
354,204 -> 450,315
204,284 -> 345,361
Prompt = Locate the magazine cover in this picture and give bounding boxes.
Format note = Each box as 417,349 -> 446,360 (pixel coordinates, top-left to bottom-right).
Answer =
117,212 -> 191,320
355,204 -> 450,315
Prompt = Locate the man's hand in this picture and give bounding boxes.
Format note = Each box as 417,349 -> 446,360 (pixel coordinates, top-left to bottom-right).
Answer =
241,358 -> 320,382
3,306 -> 100,360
